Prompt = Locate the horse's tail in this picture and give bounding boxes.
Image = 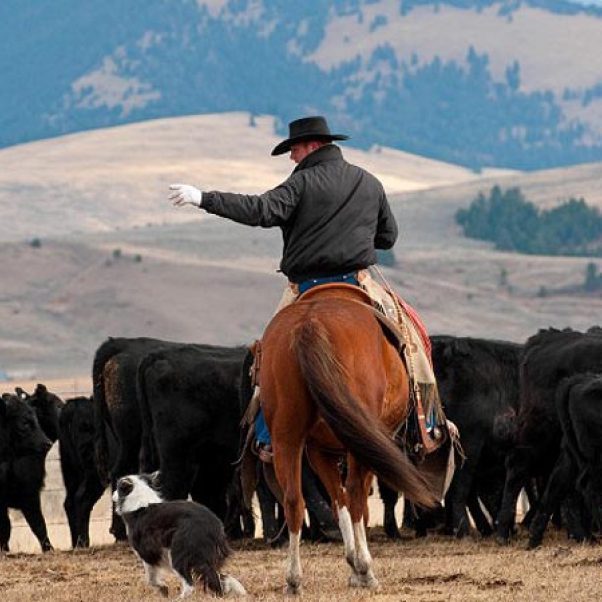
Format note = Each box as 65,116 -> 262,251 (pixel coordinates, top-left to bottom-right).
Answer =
294,317 -> 438,509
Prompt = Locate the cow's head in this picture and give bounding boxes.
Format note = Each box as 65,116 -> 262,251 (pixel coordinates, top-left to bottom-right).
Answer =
431,336 -> 472,400
25,384 -> 64,443
5,395 -> 53,456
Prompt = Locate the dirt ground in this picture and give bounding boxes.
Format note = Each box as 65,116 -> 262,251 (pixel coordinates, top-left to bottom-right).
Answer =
1,529 -> 601,601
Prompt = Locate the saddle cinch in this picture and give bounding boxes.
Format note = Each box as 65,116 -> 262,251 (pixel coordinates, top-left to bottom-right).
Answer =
246,282 -> 458,501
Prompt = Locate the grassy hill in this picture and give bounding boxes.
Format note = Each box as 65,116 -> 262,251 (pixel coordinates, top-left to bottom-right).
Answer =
0,114 -> 599,379
0,112 -> 512,242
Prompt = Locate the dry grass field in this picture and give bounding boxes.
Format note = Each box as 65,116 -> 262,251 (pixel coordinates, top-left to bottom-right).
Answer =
1,530 -> 601,601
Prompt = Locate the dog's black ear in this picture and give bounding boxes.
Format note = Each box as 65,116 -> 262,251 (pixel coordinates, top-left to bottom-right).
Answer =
148,470 -> 162,490
117,477 -> 134,498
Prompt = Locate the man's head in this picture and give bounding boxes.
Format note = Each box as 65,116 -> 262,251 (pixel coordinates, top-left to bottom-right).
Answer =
289,139 -> 328,164
271,116 -> 349,157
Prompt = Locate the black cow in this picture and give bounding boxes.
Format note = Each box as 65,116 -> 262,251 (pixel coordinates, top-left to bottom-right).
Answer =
560,373 -> 602,527
380,335 -> 523,538
93,337 -> 247,542
527,373 -> 602,548
93,336 -> 181,539
137,344 -> 248,519
0,394 -> 53,552
497,327 -> 602,544
94,336 -> 261,542
59,396 -> 117,548
435,336 -> 523,536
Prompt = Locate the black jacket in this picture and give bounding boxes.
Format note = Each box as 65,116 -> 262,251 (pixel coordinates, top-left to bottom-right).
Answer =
201,144 -> 398,282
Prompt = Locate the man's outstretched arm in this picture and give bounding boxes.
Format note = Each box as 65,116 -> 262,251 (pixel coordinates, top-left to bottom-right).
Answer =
169,177 -> 303,228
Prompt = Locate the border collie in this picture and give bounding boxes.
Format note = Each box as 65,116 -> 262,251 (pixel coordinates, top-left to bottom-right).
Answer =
113,473 -> 246,598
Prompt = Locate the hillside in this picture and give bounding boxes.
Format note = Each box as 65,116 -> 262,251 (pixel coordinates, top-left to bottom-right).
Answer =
2,0 -> 602,168
0,115 -> 600,379
0,112 -> 511,242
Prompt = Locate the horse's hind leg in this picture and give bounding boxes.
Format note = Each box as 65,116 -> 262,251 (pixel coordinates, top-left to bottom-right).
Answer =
346,457 -> 378,589
273,444 -> 305,595
306,448 -> 355,568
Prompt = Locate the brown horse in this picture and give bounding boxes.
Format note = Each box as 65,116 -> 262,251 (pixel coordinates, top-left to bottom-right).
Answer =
259,284 -> 438,594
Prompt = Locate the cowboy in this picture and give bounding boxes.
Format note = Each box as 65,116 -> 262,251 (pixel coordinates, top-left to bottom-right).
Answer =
168,116 -> 435,462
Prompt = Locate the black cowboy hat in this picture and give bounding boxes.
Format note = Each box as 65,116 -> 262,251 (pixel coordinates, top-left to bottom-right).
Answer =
271,116 -> 349,156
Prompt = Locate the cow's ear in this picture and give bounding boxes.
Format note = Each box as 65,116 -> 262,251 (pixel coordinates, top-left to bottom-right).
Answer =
35,383 -> 47,395
15,387 -> 29,400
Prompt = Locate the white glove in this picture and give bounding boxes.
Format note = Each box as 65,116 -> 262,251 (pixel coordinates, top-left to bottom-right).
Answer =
168,183 -> 203,207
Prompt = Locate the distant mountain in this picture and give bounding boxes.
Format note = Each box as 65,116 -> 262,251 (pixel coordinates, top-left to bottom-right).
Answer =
2,0 -> 602,169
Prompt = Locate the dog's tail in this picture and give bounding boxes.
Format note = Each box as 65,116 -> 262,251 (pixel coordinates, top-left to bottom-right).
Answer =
220,574 -> 247,596
172,512 -> 232,595
196,535 -> 231,594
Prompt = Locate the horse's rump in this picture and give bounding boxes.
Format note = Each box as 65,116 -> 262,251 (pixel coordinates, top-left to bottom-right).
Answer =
262,289 -> 437,509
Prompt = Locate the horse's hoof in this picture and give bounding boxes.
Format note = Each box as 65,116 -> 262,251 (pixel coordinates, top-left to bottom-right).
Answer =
348,573 -> 379,589
495,534 -> 510,546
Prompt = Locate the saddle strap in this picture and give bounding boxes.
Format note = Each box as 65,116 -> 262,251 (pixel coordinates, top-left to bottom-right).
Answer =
250,339 -> 262,388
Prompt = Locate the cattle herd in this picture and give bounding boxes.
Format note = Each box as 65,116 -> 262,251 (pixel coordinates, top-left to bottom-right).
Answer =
1,327 -> 601,565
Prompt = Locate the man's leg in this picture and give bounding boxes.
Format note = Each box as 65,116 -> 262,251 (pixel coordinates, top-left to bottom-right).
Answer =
255,409 -> 273,463
357,269 -> 398,321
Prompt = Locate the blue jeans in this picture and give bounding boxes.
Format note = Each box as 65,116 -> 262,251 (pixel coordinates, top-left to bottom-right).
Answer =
255,408 -> 271,446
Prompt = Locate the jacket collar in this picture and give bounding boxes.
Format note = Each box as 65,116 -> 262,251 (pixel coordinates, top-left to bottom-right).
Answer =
293,144 -> 343,173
